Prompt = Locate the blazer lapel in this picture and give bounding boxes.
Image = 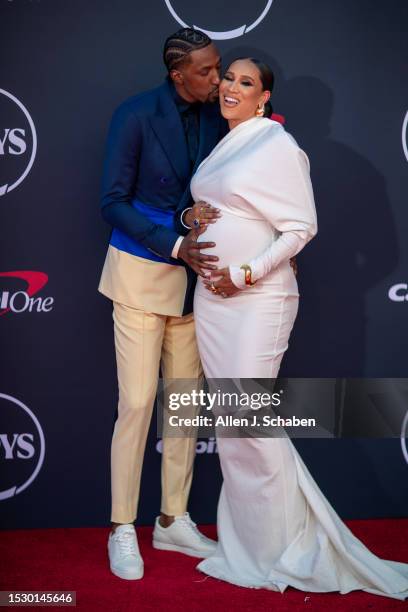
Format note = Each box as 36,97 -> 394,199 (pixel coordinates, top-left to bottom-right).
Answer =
149,82 -> 190,186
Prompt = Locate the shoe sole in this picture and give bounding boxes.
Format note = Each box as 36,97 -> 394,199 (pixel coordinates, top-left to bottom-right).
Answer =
152,539 -> 215,559
110,564 -> 144,580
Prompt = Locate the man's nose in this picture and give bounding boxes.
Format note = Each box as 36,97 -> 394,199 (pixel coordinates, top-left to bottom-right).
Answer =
211,70 -> 221,85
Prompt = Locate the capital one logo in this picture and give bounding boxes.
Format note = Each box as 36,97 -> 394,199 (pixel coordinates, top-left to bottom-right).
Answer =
164,0 -> 274,40
0,88 -> 37,197
402,111 -> 408,163
0,393 -> 45,500
156,437 -> 218,454
388,283 -> 408,302
0,271 -> 54,316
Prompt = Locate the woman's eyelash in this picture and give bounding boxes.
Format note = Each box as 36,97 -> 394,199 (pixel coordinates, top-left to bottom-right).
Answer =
223,75 -> 253,86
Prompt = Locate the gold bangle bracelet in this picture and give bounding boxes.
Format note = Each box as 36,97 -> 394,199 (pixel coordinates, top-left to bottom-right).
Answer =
240,264 -> 256,286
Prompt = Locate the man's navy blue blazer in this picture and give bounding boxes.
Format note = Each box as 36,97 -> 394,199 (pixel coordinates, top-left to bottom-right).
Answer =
101,79 -> 227,263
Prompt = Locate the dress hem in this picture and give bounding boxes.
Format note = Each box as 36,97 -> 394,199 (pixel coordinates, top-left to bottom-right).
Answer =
196,561 -> 408,601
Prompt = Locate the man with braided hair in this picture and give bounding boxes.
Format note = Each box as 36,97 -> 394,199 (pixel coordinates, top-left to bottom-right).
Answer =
99,28 -> 225,580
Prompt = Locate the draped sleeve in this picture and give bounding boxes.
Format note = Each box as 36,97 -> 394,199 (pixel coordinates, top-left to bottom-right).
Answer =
229,127 -> 317,288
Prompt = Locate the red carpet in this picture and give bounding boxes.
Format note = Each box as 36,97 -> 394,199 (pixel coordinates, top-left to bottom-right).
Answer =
0,520 -> 407,611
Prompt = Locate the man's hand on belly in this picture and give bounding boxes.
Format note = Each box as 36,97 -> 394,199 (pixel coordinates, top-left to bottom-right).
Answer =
184,202 -> 221,232
178,229 -> 219,277
290,257 -> 298,275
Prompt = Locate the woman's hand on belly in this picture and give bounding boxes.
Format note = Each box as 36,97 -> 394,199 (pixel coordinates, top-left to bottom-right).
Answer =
202,267 -> 241,298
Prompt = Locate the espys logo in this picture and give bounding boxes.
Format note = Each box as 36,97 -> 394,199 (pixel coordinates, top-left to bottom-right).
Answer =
0,271 -> 54,316
401,410 -> 408,466
164,0 -> 274,40
402,111 -> 408,163
0,88 -> 37,197
0,393 -> 45,500
388,283 -> 408,302
156,437 -> 218,454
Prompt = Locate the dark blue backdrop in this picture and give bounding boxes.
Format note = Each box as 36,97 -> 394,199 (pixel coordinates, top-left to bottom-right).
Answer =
0,0 -> 407,529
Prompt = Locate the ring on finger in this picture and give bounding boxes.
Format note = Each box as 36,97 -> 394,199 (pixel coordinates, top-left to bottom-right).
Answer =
193,218 -> 200,228
210,282 -> 218,294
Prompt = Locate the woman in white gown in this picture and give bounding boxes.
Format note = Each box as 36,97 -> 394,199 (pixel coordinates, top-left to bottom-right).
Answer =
184,58 -> 408,599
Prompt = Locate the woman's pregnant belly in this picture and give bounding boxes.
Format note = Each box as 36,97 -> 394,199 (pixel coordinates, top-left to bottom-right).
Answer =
196,209 -> 299,297
197,210 -> 275,269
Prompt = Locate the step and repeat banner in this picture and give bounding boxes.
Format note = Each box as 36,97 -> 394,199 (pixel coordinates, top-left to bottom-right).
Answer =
1,0 -> 407,529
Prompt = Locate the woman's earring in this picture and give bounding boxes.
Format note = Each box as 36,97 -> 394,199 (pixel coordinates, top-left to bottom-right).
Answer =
255,104 -> 265,117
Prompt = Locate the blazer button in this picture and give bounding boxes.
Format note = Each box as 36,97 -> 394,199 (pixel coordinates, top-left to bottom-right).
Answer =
160,176 -> 168,184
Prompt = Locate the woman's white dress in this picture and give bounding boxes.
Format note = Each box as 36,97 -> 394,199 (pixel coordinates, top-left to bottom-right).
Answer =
190,117 -> 408,599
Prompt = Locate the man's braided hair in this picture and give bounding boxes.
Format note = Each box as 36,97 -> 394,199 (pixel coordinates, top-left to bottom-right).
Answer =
163,28 -> 212,72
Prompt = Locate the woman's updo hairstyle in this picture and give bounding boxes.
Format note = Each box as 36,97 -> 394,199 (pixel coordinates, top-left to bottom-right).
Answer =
233,57 -> 275,117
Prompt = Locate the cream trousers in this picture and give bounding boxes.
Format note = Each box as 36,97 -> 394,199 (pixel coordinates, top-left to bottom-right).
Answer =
111,302 -> 203,524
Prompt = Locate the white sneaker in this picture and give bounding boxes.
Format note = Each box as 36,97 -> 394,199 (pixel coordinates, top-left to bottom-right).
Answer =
152,512 -> 217,558
108,524 -> 144,580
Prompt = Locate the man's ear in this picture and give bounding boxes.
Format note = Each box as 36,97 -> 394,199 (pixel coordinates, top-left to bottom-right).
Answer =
170,69 -> 183,85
